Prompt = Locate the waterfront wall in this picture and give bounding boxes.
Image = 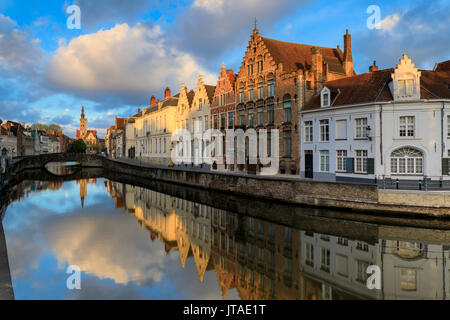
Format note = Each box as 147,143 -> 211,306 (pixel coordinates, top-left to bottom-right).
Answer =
101,158 -> 450,216
7,154 -> 450,216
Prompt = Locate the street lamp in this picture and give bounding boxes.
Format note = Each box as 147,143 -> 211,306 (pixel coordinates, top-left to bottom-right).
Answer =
365,125 -> 372,141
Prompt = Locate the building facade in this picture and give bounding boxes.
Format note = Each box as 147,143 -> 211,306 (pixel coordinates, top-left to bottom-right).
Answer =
299,55 -> 450,186
234,28 -> 355,175
210,63 -> 237,172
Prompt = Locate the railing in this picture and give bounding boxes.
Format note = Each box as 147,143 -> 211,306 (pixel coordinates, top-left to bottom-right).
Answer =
376,175 -> 450,191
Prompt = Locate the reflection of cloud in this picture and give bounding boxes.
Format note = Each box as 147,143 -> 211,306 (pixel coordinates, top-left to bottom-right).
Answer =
44,214 -> 168,285
3,179 -> 241,299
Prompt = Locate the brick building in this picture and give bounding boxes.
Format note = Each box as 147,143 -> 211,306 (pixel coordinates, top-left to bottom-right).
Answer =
210,62 -> 237,171
234,28 -> 355,175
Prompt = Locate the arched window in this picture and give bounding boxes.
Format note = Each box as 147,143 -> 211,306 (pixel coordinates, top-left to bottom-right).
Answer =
390,147 -> 423,175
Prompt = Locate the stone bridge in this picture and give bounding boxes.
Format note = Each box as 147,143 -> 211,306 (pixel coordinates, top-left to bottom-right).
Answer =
11,153 -> 104,174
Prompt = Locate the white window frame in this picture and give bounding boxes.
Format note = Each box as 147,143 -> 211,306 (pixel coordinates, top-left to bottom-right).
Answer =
399,116 -> 415,137
319,119 -> 330,142
355,118 -> 368,139
355,150 -> 368,173
320,150 -> 330,172
304,121 -> 313,142
321,87 -> 331,108
336,150 -> 347,172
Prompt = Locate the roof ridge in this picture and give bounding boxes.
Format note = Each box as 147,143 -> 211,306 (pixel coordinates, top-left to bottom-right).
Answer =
261,36 -> 337,51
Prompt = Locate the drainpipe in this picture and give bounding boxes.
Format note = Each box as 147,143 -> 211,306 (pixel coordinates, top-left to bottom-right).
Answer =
442,102 -> 445,177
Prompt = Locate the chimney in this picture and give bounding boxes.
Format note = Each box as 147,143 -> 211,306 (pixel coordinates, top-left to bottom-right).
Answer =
369,61 -> 379,72
138,108 -> 141,114
164,87 -> 171,99
311,47 -> 323,90
343,29 -> 354,75
150,95 -> 156,105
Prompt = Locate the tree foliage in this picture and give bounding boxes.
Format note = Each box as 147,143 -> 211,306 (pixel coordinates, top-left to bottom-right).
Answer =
71,139 -> 87,153
31,123 -> 62,132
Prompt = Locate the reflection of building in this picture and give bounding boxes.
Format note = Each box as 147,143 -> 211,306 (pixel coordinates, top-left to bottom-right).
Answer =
77,179 -> 97,208
105,179 -> 450,300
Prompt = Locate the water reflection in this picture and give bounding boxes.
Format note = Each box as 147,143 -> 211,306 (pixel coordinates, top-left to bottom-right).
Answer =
45,162 -> 80,176
3,176 -> 450,300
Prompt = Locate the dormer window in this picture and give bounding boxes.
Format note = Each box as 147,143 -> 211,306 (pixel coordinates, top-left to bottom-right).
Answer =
391,54 -> 421,101
321,87 -> 331,108
399,79 -> 414,97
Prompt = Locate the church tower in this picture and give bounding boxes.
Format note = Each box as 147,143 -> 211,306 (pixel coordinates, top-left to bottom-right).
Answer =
80,106 -> 87,138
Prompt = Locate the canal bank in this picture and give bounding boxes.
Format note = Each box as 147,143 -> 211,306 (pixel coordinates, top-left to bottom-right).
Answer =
102,157 -> 450,217
0,223 -> 14,300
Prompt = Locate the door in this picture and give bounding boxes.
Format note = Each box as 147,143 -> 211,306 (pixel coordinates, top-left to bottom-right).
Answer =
305,151 -> 313,179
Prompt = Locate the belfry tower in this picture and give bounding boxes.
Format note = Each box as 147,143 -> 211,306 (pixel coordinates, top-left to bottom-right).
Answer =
80,106 -> 87,138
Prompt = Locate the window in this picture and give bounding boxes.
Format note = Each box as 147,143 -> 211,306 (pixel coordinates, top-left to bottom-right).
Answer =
356,260 -> 370,283
399,116 -> 415,137
257,60 -> 263,73
284,131 -> 292,157
304,121 -> 313,142
220,113 -> 226,129
213,115 -> 218,129
228,112 -> 234,129
258,247 -> 265,267
239,110 -> 245,126
355,118 -> 368,139
305,243 -> 314,266
320,248 -> 330,272
447,115 -> 450,137
355,150 -> 368,173
239,88 -> 245,103
284,100 -> 292,123
204,115 -> 209,130
268,80 -> 275,97
248,109 -> 254,127
400,268 -> 417,291
248,86 -> 254,101
320,150 -> 330,172
319,119 -> 329,142
399,79 -> 414,97
268,105 -> 274,124
390,147 -> 423,175
336,150 -> 347,172
335,120 -> 347,140
321,89 -> 330,107
248,63 -> 253,76
258,82 -> 264,99
258,107 -> 264,126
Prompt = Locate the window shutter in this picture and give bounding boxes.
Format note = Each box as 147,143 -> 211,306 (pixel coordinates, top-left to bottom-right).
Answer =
443,158 -> 449,176
346,158 -> 354,173
367,158 -> 375,174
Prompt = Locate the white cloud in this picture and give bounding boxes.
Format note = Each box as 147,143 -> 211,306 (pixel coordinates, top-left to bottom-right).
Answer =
46,22 -> 215,103
379,13 -> 401,32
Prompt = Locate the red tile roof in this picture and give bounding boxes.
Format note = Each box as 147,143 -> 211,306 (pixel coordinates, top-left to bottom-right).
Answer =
434,60 -> 450,72
204,85 -> 217,104
260,37 -> 345,74
303,68 -> 450,111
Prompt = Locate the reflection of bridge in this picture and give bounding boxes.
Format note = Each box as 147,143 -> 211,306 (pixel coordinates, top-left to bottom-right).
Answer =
12,153 -> 104,175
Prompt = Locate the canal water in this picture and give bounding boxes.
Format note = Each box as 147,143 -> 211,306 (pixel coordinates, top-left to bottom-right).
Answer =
2,169 -> 450,300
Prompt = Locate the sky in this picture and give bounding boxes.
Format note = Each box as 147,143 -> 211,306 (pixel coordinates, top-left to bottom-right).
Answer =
0,0 -> 448,139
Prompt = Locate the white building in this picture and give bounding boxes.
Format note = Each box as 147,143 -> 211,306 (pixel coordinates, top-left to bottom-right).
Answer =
299,55 -> 450,187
